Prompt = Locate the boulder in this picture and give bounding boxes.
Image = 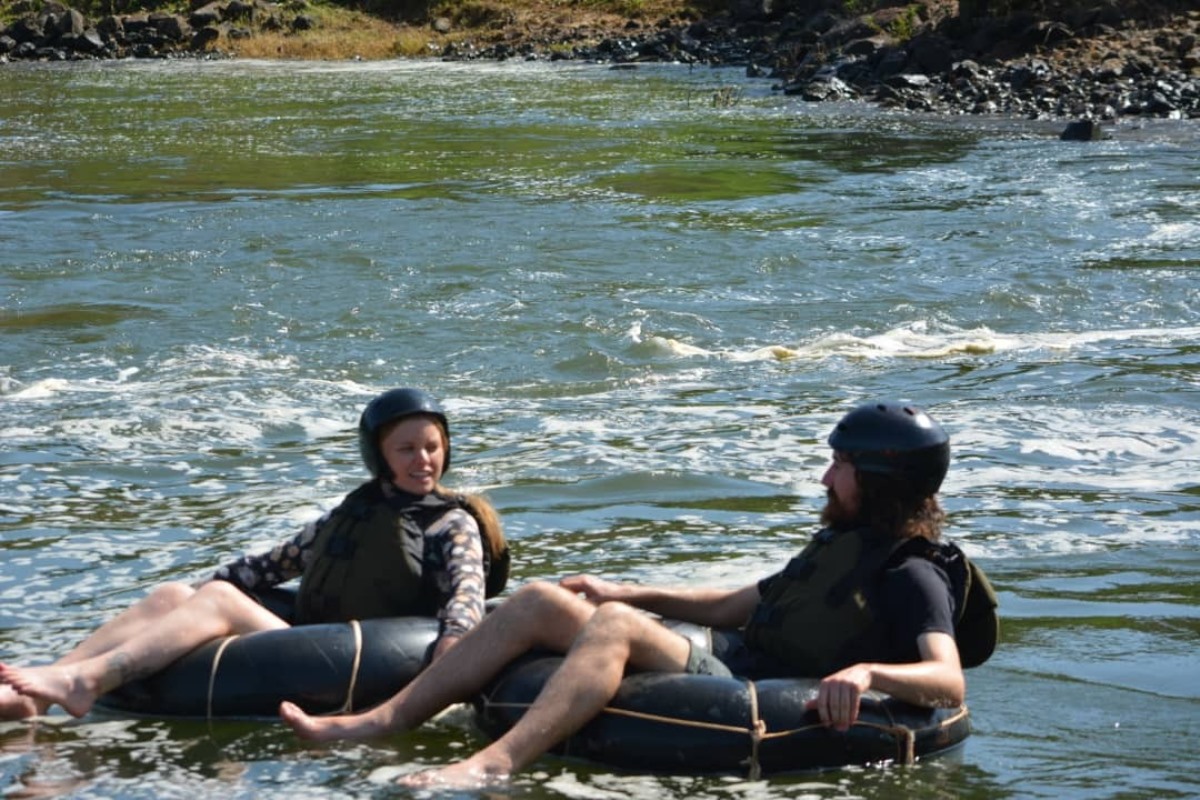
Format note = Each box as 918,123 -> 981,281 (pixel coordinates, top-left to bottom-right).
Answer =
190,24 -> 219,48
189,3 -> 223,28
8,15 -> 47,43
62,26 -> 105,52
149,11 -> 190,40
1059,119 -> 1106,140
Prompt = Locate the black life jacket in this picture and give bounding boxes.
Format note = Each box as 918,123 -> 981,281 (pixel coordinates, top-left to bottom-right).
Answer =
744,527 -> 998,675
294,482 -> 467,624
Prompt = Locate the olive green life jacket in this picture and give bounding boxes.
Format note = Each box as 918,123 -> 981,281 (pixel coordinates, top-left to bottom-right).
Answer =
744,527 -> 999,676
295,482 -> 466,624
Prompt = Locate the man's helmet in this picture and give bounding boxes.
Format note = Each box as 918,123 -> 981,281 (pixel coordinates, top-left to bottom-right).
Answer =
359,388 -> 450,480
827,401 -> 949,497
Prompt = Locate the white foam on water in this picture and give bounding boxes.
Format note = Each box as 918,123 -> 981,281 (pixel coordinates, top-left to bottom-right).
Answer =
1144,220 -> 1200,244
626,322 -> 1200,364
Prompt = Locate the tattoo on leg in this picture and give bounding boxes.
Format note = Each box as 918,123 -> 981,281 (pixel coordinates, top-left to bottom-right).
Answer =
107,652 -> 154,684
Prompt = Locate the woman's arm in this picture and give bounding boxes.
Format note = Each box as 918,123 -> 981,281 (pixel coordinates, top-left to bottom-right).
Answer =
428,509 -> 487,658
207,518 -> 320,591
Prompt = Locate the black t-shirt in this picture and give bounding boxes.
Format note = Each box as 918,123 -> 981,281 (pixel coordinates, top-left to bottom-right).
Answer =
721,552 -> 959,678
865,555 -> 958,663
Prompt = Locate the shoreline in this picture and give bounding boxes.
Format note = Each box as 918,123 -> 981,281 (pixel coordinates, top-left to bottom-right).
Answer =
2,0 -> 1198,123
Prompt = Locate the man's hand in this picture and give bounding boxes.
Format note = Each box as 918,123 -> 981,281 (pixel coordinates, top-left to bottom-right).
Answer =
558,575 -> 628,605
805,663 -> 874,732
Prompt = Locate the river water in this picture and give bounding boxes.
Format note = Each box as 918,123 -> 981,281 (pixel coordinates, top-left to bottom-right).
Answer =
1,58 -> 1198,800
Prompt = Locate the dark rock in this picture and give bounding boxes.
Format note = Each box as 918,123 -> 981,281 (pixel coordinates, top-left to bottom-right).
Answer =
225,0 -> 255,21
821,17 -> 879,48
906,33 -> 955,75
62,27 -> 105,52
191,25 -> 219,48
55,8 -> 86,38
97,15 -> 124,39
8,16 -> 47,44
189,3 -> 222,28
1007,59 -> 1050,91
149,12 -> 190,40
1059,119 -> 1106,140
803,11 -> 839,36
872,45 -> 909,79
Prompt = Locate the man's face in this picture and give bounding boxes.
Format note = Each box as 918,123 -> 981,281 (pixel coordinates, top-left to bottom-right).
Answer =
820,452 -> 861,527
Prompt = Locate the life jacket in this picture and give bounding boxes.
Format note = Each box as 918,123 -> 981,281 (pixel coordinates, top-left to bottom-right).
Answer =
295,482 -> 468,624
744,527 -> 998,676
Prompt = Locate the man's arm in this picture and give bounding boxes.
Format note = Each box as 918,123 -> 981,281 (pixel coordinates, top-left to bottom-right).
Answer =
559,575 -> 761,629
806,631 -> 966,731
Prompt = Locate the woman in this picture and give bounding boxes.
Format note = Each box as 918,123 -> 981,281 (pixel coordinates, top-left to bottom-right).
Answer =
0,387 -> 508,720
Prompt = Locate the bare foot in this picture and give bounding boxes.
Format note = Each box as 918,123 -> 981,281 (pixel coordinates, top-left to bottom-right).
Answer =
0,663 -> 95,719
0,684 -> 42,720
396,757 -> 511,789
279,700 -> 391,742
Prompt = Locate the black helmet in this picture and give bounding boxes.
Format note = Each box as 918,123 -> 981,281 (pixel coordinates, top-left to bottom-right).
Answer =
827,401 -> 950,497
359,388 -> 450,480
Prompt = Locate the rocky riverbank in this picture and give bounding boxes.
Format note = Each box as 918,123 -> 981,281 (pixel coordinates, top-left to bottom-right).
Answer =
2,0 -> 1198,122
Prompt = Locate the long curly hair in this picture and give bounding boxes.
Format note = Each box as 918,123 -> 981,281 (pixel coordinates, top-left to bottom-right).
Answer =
823,468 -> 945,542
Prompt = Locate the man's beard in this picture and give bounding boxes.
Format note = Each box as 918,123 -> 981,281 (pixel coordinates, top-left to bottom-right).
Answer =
820,489 -> 861,529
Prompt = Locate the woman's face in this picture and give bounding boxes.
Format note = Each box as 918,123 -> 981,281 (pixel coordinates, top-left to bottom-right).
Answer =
379,415 -> 447,495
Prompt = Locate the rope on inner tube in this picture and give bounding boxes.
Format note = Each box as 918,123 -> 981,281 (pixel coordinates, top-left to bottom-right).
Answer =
484,692 -> 969,772
204,619 -> 365,721
206,634 -> 240,722
746,680 -> 766,780
336,619 -> 364,714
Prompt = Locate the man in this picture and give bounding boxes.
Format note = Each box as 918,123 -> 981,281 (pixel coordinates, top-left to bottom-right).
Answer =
281,400 -> 990,788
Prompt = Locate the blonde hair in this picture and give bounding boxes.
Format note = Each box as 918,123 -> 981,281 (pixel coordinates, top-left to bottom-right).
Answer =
436,486 -> 509,597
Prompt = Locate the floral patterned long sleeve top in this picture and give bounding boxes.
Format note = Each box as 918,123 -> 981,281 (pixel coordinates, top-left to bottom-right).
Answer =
209,502 -> 488,640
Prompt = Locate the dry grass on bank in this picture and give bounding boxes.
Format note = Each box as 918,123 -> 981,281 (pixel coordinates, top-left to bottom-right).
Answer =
219,0 -> 706,60
218,6 -> 437,58
0,0 -> 690,59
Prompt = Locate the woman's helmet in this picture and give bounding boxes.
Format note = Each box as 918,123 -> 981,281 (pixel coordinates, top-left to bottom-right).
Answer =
827,401 -> 950,497
359,388 -> 450,480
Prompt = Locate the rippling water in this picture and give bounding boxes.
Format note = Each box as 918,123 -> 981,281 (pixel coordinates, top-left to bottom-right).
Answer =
2,59 -> 1198,800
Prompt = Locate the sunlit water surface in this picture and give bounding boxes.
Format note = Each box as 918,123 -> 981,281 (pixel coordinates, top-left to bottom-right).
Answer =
2,59 -> 1198,800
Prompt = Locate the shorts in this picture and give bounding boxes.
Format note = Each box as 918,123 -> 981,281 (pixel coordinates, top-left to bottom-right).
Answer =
699,630 -> 795,681
684,639 -> 733,678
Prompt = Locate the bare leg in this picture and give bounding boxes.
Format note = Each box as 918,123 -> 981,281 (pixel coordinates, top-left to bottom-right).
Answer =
54,582 -> 198,667
0,581 -> 285,718
399,601 -> 693,788
0,582 -> 196,720
280,581 -> 597,741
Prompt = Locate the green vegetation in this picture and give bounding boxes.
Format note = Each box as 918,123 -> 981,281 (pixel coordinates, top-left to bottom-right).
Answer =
838,0 -> 878,16
887,2 -> 919,40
